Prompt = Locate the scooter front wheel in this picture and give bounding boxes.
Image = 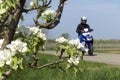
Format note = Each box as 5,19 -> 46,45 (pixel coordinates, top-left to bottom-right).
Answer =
88,45 -> 93,56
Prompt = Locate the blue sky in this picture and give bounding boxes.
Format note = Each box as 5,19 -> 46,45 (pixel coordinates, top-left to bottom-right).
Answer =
22,0 -> 120,40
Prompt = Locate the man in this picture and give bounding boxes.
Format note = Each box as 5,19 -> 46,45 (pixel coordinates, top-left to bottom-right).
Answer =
76,16 -> 94,55
76,16 -> 93,43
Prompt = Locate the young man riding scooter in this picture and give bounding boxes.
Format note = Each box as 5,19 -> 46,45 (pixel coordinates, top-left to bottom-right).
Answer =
76,16 -> 94,56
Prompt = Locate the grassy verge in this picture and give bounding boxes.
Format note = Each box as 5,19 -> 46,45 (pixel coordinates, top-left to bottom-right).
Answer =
8,53 -> 120,80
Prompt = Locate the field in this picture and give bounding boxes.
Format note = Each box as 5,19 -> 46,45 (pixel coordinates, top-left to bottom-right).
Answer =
45,39 -> 120,53
8,53 -> 120,80
94,40 -> 120,51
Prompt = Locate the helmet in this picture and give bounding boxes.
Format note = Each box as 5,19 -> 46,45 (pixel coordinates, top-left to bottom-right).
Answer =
81,16 -> 87,21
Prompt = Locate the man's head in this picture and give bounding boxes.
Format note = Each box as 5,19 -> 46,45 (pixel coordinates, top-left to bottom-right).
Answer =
81,16 -> 87,24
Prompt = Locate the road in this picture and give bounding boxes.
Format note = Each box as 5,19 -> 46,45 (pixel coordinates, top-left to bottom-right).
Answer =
41,50 -> 120,66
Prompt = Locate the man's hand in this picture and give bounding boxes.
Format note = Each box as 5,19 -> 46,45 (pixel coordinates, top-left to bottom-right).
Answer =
81,30 -> 85,33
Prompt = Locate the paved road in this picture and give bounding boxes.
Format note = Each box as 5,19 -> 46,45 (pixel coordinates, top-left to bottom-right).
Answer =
84,53 -> 120,66
41,50 -> 120,66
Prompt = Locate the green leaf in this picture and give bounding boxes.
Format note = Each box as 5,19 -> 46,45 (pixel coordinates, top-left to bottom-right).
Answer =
16,0 -> 19,1
18,58 -> 24,69
73,67 -> 78,76
77,50 -> 83,60
66,63 -> 71,70
11,56 -> 18,70
66,48 -> 74,57
7,0 -> 13,7
42,17 -> 46,21
0,68 -> 5,79
6,0 -> 12,7
0,8 -> 6,14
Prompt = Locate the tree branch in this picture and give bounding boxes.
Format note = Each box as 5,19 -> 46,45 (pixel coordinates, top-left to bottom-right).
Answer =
0,9 -> 17,35
59,49 -> 65,59
22,0 -> 51,13
28,57 -> 68,69
44,0 -> 52,6
35,0 -> 67,29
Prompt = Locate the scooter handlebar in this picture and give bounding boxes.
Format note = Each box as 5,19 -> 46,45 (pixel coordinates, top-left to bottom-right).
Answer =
89,29 -> 93,32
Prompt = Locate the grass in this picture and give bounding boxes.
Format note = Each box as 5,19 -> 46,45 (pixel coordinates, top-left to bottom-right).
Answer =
7,53 -> 120,80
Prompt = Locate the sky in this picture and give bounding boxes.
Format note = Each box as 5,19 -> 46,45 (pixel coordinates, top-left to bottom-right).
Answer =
21,0 -> 120,40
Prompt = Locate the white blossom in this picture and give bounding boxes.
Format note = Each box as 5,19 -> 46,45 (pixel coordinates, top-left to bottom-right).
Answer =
12,65 -> 18,70
41,9 -> 56,20
0,39 -> 4,48
0,60 -> 5,67
17,25 -> 47,41
0,0 -> 3,3
39,33 -> 46,40
0,49 -> 13,67
67,56 -> 80,65
0,39 -> 28,69
18,42 -> 27,53
30,1 -> 34,7
77,42 -> 84,49
0,49 -> 9,61
42,9 -> 56,16
68,39 -> 83,49
29,27 -> 41,34
3,49 -> 12,60
55,37 -> 68,43
85,48 -> 89,53
6,58 -> 12,65
6,40 -> 27,53
28,26 -> 46,40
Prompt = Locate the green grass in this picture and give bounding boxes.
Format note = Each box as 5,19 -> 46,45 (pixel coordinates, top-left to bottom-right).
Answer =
7,53 -> 120,80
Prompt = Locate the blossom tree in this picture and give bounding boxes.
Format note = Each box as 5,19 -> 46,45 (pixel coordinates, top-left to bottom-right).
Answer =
0,0 -> 67,48
0,0 -> 83,80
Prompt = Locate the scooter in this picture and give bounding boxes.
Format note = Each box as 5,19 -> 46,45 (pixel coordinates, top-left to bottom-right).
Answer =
80,28 -> 94,56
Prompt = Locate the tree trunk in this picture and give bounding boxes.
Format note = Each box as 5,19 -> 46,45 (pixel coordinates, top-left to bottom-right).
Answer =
1,0 -> 26,49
